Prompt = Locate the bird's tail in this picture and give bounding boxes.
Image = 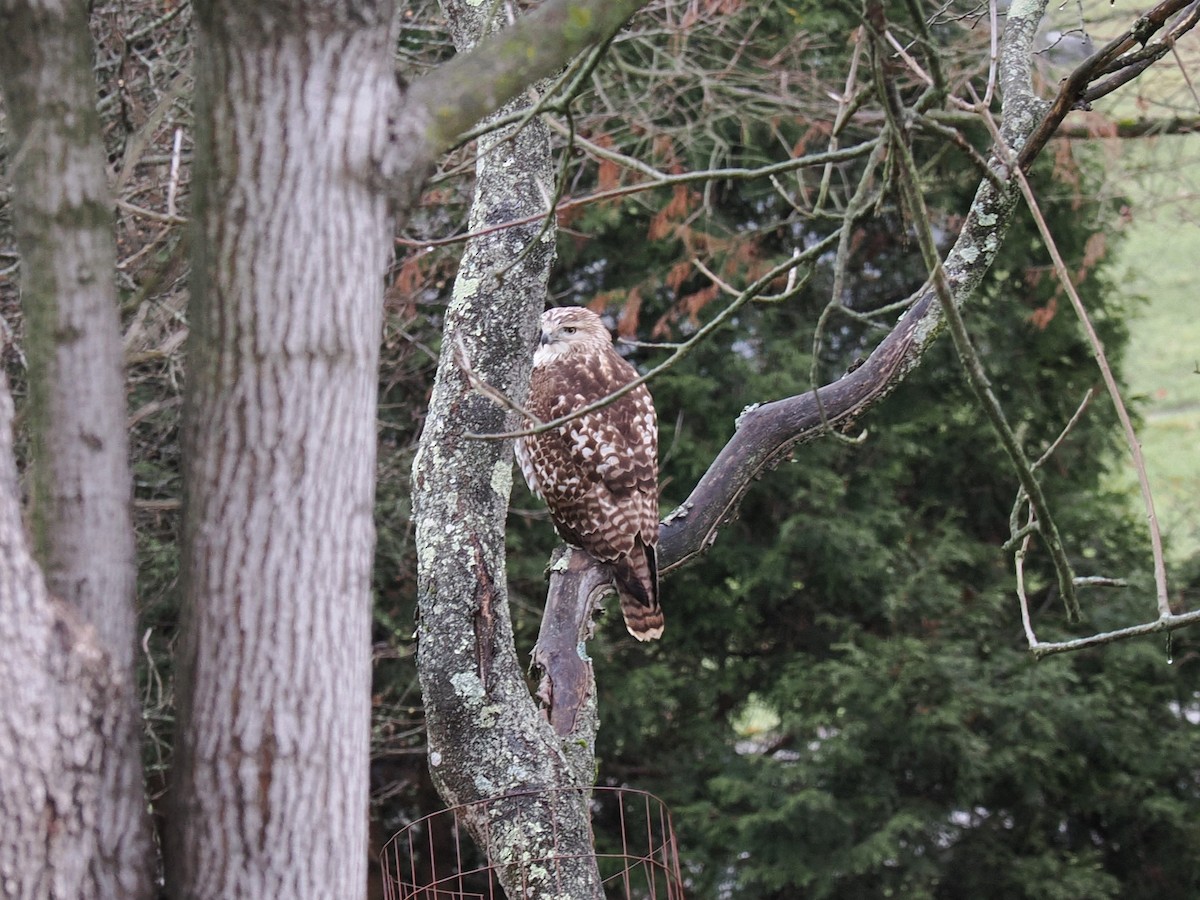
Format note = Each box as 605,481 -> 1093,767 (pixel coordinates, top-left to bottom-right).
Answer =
613,540 -> 663,641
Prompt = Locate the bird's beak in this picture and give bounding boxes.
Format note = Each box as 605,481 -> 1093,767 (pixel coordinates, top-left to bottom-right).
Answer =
539,330 -> 552,346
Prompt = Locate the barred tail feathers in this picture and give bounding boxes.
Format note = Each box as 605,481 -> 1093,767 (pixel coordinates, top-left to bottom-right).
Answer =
612,539 -> 662,641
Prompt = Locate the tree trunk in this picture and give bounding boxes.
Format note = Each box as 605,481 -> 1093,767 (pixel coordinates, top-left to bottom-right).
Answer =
411,4 -> 603,897
0,0 -> 152,893
0,377 -> 149,899
166,3 -> 400,896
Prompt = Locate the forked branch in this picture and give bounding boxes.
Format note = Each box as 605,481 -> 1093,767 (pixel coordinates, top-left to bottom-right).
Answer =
535,0 -> 1054,728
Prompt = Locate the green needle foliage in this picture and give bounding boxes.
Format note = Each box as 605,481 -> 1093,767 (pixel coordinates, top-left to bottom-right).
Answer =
525,111 -> 1200,897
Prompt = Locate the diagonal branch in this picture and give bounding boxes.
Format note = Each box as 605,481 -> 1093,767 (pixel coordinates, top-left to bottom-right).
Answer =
657,0 -> 1053,574
1003,146 -> 1171,618
1016,0 -> 1199,170
868,17 -> 1081,621
404,0 -> 654,156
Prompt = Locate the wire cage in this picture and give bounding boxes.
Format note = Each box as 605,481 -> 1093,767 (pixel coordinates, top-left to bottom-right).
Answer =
380,786 -> 686,900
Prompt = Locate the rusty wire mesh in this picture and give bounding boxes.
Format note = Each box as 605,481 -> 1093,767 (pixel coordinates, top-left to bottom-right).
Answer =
380,786 -> 686,900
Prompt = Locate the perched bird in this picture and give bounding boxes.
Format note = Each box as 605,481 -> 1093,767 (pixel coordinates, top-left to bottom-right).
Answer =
516,307 -> 663,641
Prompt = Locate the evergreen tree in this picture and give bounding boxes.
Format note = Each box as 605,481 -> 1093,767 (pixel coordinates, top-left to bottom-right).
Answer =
516,98 -> 1200,898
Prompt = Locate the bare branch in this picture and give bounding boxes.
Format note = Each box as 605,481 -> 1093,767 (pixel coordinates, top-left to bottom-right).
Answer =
1029,611 -> 1200,660
1055,115 -> 1200,138
1017,0 -> 1199,170
454,336 -> 542,426
1082,2 -> 1200,105
658,0 -> 1053,574
531,548 -> 607,735
402,0 -> 654,155
871,19 -> 1081,621
396,138 -> 881,249
1033,388 -> 1096,470
997,136 -> 1171,618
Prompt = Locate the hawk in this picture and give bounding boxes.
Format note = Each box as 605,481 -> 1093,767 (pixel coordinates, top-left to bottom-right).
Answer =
515,307 -> 663,641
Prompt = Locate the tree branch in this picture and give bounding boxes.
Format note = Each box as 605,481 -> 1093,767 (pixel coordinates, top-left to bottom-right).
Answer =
869,16 -> 1080,621
1028,611 -> 1200,660
403,0 -> 653,155
531,548 -> 607,737
1056,115 -> 1200,138
658,0 -> 1052,574
1016,0 -> 1198,170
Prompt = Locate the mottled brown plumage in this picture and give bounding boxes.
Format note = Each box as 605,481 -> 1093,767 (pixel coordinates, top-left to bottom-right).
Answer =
516,307 -> 662,640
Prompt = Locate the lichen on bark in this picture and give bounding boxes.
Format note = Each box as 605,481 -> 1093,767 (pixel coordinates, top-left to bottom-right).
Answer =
410,3 -> 604,896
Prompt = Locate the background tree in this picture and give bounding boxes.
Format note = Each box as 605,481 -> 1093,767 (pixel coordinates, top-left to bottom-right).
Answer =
0,0 -> 151,892
0,0 -> 652,894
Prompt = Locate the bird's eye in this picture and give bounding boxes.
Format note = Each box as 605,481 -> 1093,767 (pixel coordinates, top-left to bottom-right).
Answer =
563,326 -> 577,334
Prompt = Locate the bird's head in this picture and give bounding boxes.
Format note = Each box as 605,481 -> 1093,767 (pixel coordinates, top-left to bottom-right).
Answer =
535,307 -> 612,363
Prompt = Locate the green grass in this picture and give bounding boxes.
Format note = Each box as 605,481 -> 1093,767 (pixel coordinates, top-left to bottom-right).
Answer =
1031,6 -> 1200,568
1111,136 -> 1200,566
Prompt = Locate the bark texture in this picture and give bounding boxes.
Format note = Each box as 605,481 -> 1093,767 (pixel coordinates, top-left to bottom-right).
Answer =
0,0 -> 152,893
0,377 -> 147,900
410,4 -> 603,897
167,2 -> 400,896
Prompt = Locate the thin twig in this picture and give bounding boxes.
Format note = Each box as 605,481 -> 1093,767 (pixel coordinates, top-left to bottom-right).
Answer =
818,26 -> 866,213
454,335 -> 543,427
982,0 -> 998,109
980,111 -> 1170,619
690,259 -> 738,298
167,127 -> 184,219
885,30 -> 934,86
900,0 -> 945,93
1012,387 -> 1101,646
1029,610 -> 1200,659
546,117 -> 667,181
116,199 -> 186,225
870,25 -> 1081,620
1015,523 -> 1039,647
1015,169 -> 1171,615
1073,576 -> 1128,588
1034,388 -> 1095,470
1004,387 -> 1094,551
1172,40 -> 1200,112
914,116 -> 1005,189
811,139 -> 889,444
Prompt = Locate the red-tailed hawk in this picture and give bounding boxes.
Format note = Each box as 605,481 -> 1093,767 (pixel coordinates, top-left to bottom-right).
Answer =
516,307 -> 663,641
